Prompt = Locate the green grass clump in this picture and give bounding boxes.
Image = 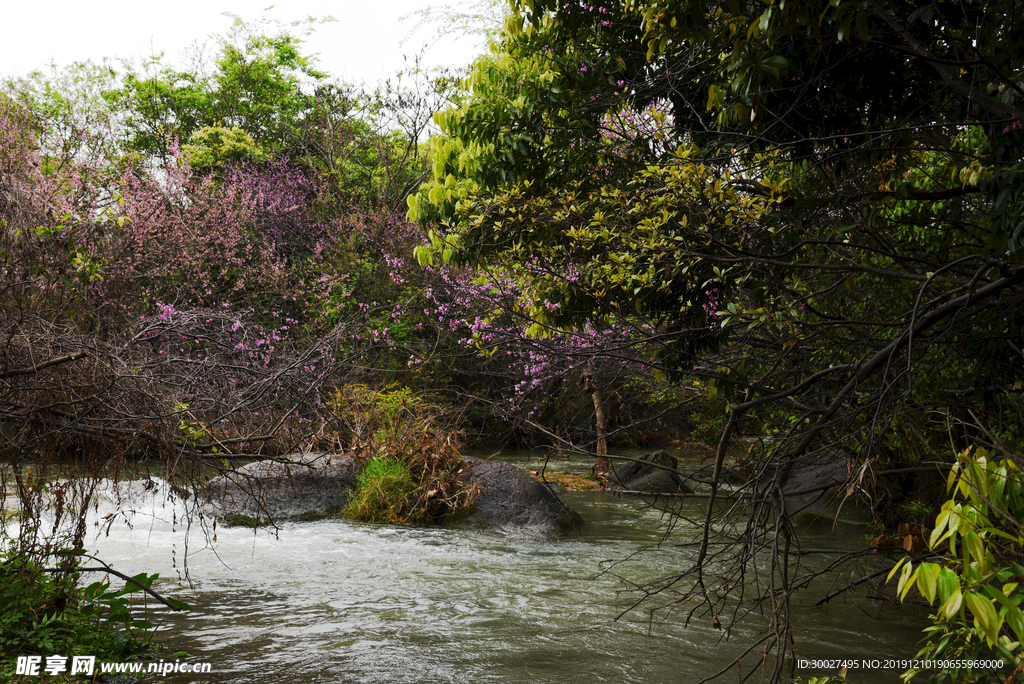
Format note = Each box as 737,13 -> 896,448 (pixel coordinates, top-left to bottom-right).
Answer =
343,457 -> 420,524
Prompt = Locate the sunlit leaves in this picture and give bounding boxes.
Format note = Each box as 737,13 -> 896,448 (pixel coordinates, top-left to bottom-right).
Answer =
917,562 -> 940,604
181,125 -> 266,170
890,448 -> 1024,678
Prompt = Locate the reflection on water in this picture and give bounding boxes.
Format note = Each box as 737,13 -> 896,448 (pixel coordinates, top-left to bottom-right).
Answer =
81,474 -> 929,684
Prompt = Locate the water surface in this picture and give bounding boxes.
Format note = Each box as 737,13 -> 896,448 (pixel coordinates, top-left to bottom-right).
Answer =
81,472 -> 929,684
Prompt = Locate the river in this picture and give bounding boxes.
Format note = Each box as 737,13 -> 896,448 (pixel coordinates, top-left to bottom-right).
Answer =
80,454 -> 930,684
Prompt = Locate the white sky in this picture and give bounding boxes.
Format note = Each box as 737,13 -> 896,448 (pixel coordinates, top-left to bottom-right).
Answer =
0,1 -> 486,87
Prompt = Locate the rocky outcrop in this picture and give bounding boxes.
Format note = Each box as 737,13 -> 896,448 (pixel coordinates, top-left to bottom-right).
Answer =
609,450 -> 690,493
452,456 -> 582,535
203,453 -> 582,535
203,452 -> 358,523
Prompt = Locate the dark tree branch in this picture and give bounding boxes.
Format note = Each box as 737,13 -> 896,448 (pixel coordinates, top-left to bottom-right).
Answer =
0,350 -> 89,379
46,552 -> 185,611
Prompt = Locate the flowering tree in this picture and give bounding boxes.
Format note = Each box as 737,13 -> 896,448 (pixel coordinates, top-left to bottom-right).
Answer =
399,254 -> 680,472
0,28 -> 451,564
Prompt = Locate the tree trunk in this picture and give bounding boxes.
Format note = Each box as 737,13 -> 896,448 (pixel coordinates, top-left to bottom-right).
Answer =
583,359 -> 610,476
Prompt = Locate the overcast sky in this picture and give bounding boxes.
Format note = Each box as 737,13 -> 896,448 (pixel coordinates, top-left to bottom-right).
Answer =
1,1 -> 486,87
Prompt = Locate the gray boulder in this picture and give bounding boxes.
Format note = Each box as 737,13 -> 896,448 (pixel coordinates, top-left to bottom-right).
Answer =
609,450 -> 689,493
203,453 -> 582,535
778,452 -> 848,496
203,452 -> 358,524
452,457 -> 582,535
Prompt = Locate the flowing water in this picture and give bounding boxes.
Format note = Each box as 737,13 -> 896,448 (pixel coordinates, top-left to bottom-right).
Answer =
69,455 -> 931,684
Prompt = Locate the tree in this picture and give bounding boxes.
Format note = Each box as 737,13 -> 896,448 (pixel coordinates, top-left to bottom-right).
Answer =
411,0 -> 1024,680
116,14 -> 330,163
409,262 -> 673,458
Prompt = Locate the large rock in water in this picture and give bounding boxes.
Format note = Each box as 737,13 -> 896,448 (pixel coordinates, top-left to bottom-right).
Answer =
203,453 -> 581,535
203,452 -> 358,524
609,450 -> 689,493
776,451 -> 849,496
452,456 -> 582,535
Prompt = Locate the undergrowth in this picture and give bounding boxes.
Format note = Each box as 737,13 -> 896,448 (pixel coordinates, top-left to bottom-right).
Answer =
332,385 -> 479,525
0,550 -> 174,680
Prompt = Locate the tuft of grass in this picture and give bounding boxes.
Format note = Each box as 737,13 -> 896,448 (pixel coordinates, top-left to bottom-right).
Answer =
343,457 -> 420,524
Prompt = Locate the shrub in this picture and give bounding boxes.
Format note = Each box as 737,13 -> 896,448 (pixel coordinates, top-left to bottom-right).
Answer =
0,556 -> 86,661
888,447 -> 1024,683
0,555 -> 159,675
330,385 -> 479,525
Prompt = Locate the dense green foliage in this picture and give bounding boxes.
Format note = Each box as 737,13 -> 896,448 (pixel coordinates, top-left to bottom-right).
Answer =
117,15 -> 328,162
0,552 -> 178,677
890,448 -> 1024,682
1,558 -> 94,664
4,3 -> 1024,681
413,0 -> 1024,487
410,0 -> 1024,680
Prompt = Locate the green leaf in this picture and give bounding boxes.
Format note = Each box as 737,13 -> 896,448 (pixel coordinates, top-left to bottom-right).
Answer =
898,561 -> 916,601
167,598 -> 192,611
916,563 -> 940,605
888,557 -> 908,583
965,592 -> 1000,644
964,531 -> 986,564
413,245 -> 433,267
1005,606 -> 1024,641
942,588 -> 963,620
936,567 -> 960,604
931,508 -> 951,547
428,185 -> 443,205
